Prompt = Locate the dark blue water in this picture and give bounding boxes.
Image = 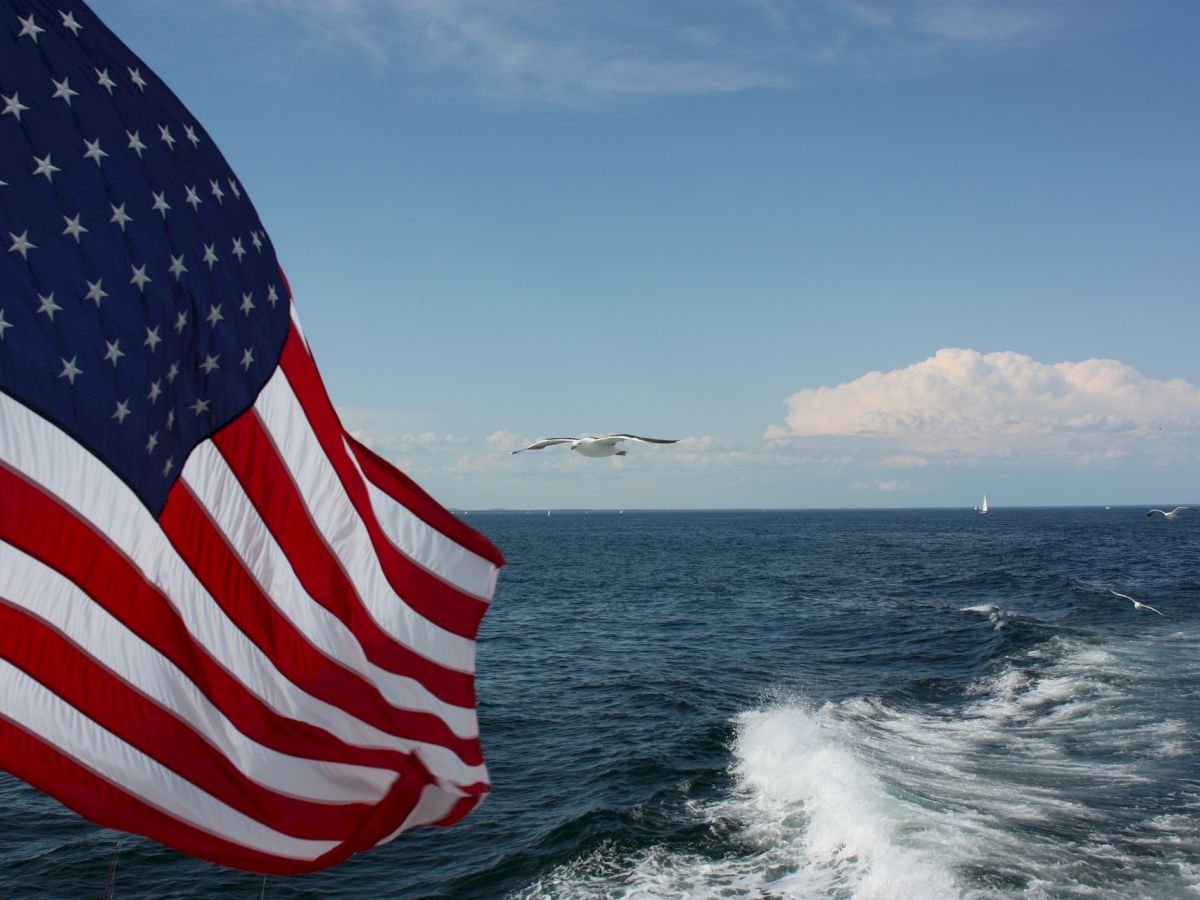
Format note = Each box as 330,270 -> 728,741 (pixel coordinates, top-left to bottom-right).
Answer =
2,508 -> 1198,898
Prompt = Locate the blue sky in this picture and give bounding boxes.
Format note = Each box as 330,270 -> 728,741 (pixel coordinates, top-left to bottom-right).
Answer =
90,0 -> 1199,509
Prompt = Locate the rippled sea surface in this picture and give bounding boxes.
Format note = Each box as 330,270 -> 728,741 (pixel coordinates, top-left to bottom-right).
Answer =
2,508 -> 1198,898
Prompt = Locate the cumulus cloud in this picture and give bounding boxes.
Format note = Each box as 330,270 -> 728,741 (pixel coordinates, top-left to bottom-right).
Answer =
770,348 -> 1200,466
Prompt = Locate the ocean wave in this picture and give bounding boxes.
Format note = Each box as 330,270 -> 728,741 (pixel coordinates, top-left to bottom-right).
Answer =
960,603 -> 1021,631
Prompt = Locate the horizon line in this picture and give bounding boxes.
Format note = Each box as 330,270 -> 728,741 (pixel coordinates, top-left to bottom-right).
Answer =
451,504 -> 1190,513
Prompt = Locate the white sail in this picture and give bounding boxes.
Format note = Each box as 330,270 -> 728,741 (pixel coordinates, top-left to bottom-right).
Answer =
981,495 -> 989,514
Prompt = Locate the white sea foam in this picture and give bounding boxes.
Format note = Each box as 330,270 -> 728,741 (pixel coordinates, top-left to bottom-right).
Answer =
515,633 -> 1200,899
960,603 -> 1018,630
726,702 -> 966,898
518,697 -> 966,899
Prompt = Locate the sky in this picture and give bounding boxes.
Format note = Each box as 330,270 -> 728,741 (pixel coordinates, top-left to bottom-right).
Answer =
88,0 -> 1199,509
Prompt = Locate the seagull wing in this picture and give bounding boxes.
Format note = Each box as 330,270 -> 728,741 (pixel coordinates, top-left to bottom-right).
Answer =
605,434 -> 679,444
1170,507 -> 1193,515
511,438 -> 576,454
1147,509 -> 1166,517
1140,603 -> 1172,618
1109,590 -> 1137,604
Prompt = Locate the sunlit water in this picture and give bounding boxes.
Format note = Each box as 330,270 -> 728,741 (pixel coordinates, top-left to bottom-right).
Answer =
2,508 -> 1197,898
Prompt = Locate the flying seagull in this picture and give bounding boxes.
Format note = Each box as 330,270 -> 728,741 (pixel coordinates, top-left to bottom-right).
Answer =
511,434 -> 678,458
1147,506 -> 1192,521
1108,590 -> 1172,619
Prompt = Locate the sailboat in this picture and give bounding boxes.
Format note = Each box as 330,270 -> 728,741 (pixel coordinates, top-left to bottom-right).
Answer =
980,495 -> 989,515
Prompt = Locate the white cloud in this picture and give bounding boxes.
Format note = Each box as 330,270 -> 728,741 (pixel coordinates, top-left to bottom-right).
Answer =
912,1 -> 1054,42
772,348 -> 1200,466
825,0 -> 1071,44
878,454 -> 930,469
485,430 -> 522,451
849,478 -> 916,491
229,0 -> 781,100
347,428 -> 470,453
343,424 -> 823,486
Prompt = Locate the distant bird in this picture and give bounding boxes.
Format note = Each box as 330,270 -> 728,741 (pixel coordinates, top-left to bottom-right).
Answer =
1147,506 -> 1193,521
511,434 -> 678,458
1109,590 -> 1172,619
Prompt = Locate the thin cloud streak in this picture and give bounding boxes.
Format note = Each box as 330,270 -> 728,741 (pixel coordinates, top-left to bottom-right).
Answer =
225,0 -> 1095,101
341,408 -> 1194,508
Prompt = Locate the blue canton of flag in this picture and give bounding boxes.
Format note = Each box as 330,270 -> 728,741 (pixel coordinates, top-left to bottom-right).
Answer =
0,0 -> 289,513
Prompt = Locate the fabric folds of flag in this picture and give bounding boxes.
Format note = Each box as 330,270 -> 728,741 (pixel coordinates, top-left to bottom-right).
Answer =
0,0 -> 503,874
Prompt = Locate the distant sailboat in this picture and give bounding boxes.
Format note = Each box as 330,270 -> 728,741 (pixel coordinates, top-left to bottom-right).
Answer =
980,495 -> 989,515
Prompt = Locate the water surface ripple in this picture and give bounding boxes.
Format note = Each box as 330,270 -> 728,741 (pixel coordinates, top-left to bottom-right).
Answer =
1,508 -> 1196,898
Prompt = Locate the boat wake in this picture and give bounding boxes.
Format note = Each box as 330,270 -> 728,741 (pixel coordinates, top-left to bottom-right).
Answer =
516,633 -> 1200,899
960,603 -> 1020,630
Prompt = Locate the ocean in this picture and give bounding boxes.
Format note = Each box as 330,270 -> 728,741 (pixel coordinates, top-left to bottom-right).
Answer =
1,507 -> 1197,898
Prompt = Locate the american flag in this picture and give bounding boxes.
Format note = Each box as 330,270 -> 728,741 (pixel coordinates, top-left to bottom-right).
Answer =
0,0 -> 503,874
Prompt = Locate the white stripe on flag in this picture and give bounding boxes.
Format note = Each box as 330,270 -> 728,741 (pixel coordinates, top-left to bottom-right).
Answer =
359,468 -> 499,602
376,783 -> 466,847
254,372 -> 475,672
0,392 -> 484,783
182,443 -> 482,739
0,658 -> 341,861
0,540 -> 394,804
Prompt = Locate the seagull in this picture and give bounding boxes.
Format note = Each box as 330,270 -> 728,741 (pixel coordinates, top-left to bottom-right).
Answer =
1109,590 -> 1172,618
511,434 -> 678,458
1147,506 -> 1192,521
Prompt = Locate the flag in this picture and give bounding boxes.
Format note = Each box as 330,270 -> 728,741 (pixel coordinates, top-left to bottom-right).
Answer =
0,0 -> 503,874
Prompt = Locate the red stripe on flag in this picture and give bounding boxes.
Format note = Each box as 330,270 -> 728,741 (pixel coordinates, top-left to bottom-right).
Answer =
276,280 -> 501,574
0,600 -> 369,841
0,716 -> 320,874
348,435 -> 505,569
0,464 -> 444,776
0,715 -> 441,875
161,480 -> 485,764
278,333 -> 494,636
211,413 -> 479,708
